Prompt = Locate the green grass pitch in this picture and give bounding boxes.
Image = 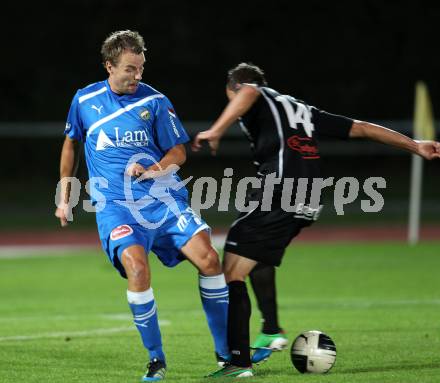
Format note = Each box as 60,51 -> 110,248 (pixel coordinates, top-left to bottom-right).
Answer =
0,242 -> 439,382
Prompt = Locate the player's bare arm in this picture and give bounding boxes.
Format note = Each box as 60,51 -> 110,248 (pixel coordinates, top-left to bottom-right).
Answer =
349,120 -> 440,160
127,144 -> 186,180
55,136 -> 81,226
192,84 -> 260,155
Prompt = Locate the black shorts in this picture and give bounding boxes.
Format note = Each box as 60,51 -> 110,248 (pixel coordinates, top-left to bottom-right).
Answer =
224,194 -> 314,266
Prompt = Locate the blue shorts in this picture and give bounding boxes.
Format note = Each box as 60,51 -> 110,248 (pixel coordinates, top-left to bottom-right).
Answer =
99,203 -> 210,278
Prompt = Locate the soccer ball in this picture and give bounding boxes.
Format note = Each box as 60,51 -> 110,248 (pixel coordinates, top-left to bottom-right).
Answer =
290,330 -> 336,373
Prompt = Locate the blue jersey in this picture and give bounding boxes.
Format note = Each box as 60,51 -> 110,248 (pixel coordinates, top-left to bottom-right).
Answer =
65,80 -> 189,200
65,80 -> 191,237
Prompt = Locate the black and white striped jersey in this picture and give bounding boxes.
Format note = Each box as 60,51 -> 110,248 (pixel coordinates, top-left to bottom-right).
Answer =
239,86 -> 353,182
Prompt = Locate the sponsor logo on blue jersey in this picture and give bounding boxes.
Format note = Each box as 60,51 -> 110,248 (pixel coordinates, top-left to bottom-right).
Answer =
96,127 -> 149,151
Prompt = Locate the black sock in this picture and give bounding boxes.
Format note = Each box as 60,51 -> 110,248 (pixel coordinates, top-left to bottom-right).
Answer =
249,263 -> 281,334
227,281 -> 252,367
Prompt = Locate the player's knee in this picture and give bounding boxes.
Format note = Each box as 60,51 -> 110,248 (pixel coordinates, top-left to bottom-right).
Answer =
129,261 -> 148,281
223,262 -> 247,282
198,248 -> 221,276
225,271 -> 246,283
122,251 -> 149,282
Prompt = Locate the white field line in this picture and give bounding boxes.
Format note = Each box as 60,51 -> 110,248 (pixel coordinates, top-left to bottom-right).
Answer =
0,235 -> 227,259
0,326 -> 134,342
279,298 -> 440,309
0,314 -> 173,322
0,245 -> 99,258
0,320 -> 171,342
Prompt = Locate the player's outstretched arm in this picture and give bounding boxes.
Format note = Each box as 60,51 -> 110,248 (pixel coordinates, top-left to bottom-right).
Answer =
55,136 -> 81,227
192,85 -> 260,155
349,120 -> 440,160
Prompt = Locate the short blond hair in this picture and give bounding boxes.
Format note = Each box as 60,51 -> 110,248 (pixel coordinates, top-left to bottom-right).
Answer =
101,30 -> 146,66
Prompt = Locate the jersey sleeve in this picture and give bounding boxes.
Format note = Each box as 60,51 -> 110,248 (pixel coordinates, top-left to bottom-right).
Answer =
311,107 -> 353,140
64,92 -> 85,141
153,97 -> 190,152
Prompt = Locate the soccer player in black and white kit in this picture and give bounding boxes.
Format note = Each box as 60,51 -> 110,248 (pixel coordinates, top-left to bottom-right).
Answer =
193,63 -> 440,377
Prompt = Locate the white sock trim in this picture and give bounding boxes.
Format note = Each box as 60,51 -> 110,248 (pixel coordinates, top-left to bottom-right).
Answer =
127,288 -> 154,305
199,273 -> 227,290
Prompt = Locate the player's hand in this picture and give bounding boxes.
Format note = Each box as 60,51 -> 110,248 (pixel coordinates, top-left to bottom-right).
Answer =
192,130 -> 221,155
134,164 -> 180,184
55,204 -> 70,227
126,163 -> 147,177
416,140 -> 440,160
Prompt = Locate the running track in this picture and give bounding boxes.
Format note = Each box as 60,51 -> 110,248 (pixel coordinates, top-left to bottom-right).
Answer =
0,225 -> 438,249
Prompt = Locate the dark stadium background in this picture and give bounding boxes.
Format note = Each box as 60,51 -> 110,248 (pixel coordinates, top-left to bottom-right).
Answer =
0,0 -> 438,233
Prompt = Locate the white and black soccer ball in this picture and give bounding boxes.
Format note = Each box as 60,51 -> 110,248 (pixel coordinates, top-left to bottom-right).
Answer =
290,330 -> 336,373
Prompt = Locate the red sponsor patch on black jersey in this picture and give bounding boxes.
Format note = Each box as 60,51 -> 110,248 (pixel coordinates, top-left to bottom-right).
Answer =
287,135 -> 320,159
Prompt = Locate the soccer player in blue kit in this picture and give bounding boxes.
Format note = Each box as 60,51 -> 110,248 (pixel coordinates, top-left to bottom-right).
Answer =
55,30 -> 229,381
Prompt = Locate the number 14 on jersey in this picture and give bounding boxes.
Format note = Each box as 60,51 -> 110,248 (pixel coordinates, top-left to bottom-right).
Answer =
276,95 -> 315,138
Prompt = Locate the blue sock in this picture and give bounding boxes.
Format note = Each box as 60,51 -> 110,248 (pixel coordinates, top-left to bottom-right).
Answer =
199,274 -> 229,357
127,288 -> 166,363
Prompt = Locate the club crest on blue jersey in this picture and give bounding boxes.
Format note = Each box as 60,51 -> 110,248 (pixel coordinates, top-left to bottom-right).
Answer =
139,108 -> 150,121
